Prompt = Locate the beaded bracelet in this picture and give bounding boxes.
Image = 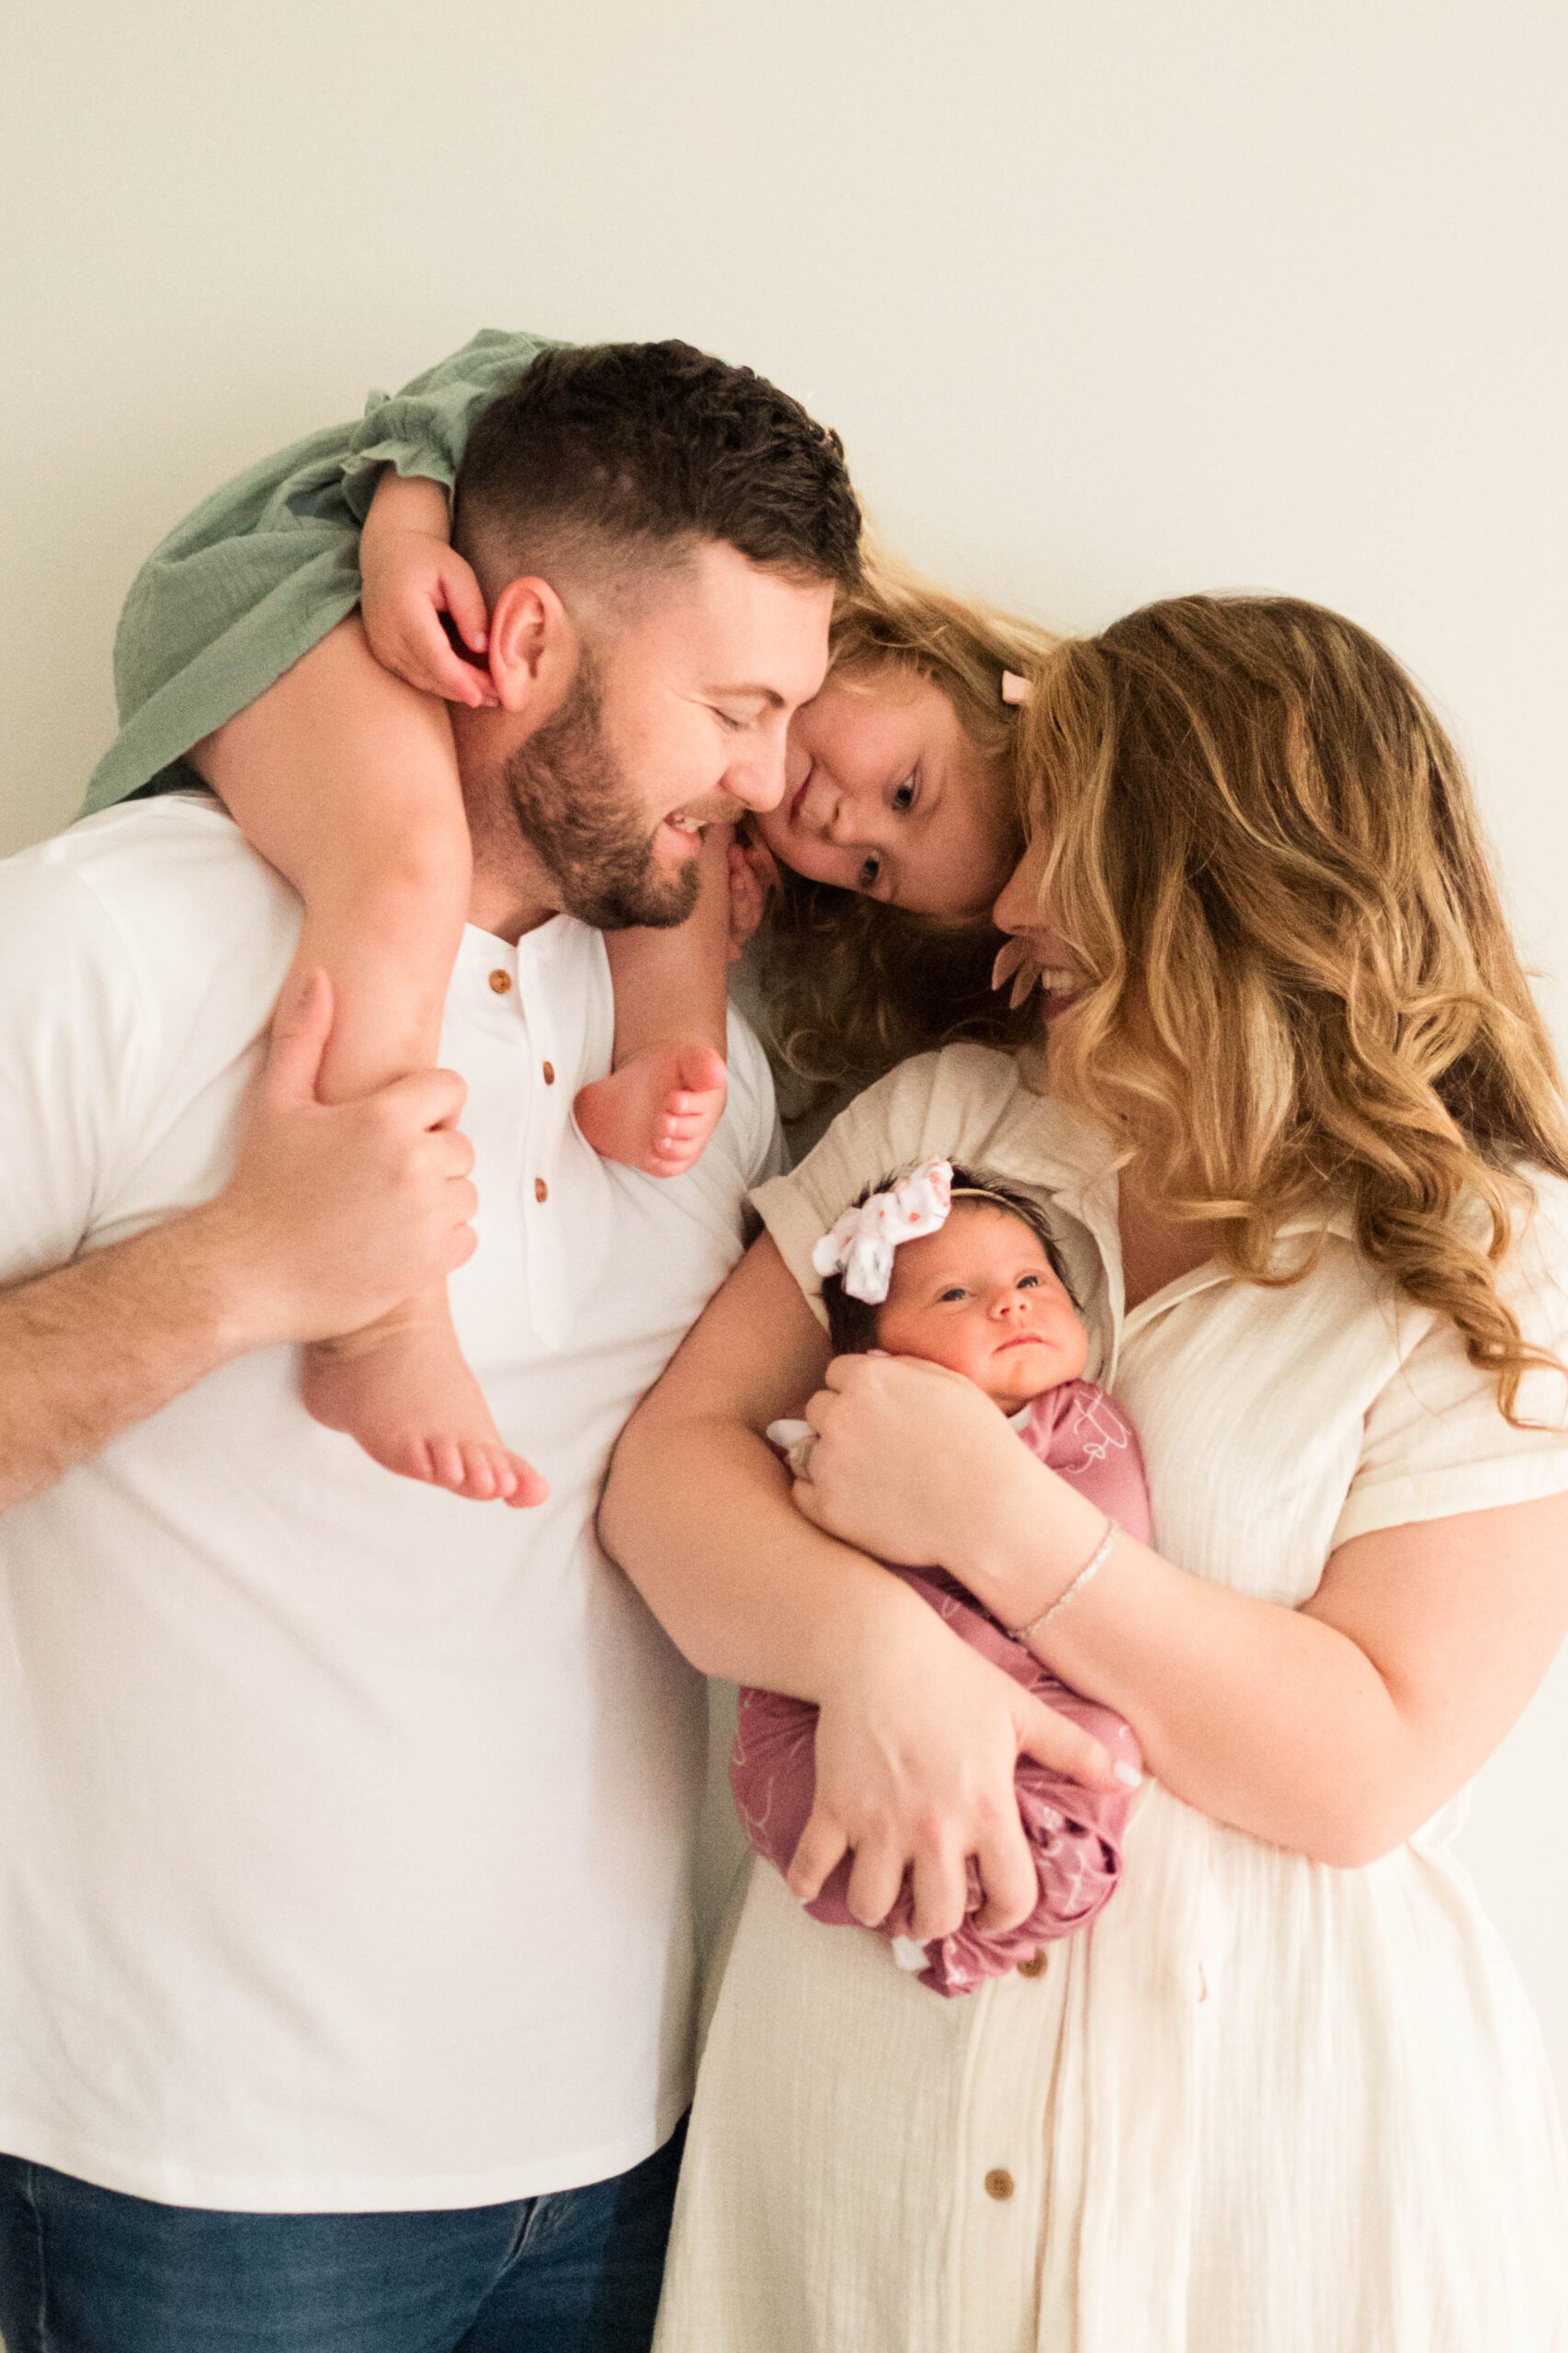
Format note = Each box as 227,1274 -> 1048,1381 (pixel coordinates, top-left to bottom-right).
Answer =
1006,1516 -> 1117,1643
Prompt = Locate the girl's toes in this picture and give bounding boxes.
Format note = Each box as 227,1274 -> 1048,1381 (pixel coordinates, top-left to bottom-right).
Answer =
460,1449 -> 498,1501
489,1454 -> 519,1500
431,1439 -> 467,1493
505,1456 -> 550,1508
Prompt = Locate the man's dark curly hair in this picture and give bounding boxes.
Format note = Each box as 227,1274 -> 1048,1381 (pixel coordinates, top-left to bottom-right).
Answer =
821,1164 -> 1077,1357
452,339 -> 861,597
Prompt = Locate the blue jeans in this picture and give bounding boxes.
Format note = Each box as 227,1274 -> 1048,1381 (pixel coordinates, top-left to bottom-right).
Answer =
0,2122 -> 684,2352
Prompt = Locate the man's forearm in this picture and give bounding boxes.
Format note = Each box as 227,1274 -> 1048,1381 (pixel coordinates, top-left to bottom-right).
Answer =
0,1210 -> 263,1511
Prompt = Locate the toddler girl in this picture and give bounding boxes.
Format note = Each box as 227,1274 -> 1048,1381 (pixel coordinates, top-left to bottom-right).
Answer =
734,1159 -> 1147,1995
85,332 -> 1049,1505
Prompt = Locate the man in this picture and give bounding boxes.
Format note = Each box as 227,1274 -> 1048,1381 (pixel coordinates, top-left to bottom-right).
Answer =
0,342 -> 858,2349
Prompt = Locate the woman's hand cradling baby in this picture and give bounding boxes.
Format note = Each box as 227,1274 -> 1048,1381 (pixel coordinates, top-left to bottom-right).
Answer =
788,1599 -> 1124,1938
790,1352 -> 1047,1589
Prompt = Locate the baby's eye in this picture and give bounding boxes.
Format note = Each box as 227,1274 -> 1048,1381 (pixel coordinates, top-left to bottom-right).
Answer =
938,1286 -> 969,1303
1017,1274 -> 1042,1290
858,851 -> 883,892
892,771 -> 918,813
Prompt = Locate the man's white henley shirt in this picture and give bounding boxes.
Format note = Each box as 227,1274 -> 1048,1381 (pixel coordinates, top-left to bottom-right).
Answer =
0,795 -> 778,2211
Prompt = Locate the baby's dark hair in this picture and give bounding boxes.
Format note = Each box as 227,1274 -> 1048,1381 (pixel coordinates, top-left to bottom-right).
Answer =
820,1165 -> 1076,1356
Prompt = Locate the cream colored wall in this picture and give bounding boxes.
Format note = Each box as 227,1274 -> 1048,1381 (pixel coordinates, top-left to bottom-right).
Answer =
4,1 -> 1566,2091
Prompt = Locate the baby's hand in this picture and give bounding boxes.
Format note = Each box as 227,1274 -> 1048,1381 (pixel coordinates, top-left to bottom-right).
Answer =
360,509 -> 497,710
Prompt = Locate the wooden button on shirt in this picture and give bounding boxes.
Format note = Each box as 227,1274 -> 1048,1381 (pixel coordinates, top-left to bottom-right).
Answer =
534,1177 -> 549,1204
488,969 -> 512,995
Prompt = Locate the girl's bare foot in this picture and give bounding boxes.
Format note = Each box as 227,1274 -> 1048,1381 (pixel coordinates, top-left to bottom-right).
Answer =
574,1043 -> 728,1177
301,1293 -> 548,1505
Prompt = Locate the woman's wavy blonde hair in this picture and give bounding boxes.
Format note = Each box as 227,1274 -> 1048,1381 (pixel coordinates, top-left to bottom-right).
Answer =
756,556 -> 1058,1097
1015,593 -> 1568,1421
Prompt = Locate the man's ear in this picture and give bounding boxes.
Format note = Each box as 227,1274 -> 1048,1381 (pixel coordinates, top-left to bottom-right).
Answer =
485,575 -> 579,717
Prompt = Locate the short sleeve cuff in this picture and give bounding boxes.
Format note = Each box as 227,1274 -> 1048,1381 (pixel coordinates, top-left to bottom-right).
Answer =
1331,1449 -> 1568,1551
340,406 -> 461,520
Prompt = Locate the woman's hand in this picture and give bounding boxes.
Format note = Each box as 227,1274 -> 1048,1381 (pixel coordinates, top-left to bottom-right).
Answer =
358,471 -> 498,709
791,1352 -> 1049,1588
788,1591 -> 1123,1939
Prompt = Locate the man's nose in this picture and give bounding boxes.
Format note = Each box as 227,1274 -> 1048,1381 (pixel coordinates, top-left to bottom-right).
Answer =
723,729 -> 790,815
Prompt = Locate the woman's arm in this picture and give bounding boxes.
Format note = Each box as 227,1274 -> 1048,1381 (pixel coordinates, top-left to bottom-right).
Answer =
598,1235 -> 1127,1940
790,1353 -> 1568,1868
993,1462 -> 1565,1865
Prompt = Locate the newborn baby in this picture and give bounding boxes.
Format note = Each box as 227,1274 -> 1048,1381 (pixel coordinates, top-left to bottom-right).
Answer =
733,1160 -> 1149,1996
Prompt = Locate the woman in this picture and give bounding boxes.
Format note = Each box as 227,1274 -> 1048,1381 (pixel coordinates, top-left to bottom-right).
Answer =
601,593 -> 1568,2350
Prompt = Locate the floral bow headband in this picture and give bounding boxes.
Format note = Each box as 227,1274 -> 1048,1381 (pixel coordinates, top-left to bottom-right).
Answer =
811,1159 -> 955,1305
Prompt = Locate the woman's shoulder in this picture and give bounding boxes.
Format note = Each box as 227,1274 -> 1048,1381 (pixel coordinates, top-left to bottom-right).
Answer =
1502,1166 -> 1568,1322
844,1040 -> 1022,1137
754,1047 -> 1116,1322
1330,1167 -> 1568,1548
814,1043 -> 1107,1178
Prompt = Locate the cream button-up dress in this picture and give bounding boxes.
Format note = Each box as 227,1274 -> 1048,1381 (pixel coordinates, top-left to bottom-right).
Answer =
654,1044 -> 1568,2353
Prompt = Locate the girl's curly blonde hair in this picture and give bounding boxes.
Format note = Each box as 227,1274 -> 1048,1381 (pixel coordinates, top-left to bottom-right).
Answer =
756,556 -> 1058,1097
1016,593 -> 1568,1422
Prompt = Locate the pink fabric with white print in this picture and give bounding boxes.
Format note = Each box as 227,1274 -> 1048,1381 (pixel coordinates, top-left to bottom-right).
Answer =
731,1378 -> 1151,1997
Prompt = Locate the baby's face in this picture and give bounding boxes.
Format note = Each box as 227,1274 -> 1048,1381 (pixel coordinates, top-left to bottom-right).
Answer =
874,1204 -> 1088,1408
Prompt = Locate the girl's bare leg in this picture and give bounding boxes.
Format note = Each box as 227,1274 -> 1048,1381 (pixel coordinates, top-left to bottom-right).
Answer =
194,619 -> 546,1506
574,827 -> 732,1176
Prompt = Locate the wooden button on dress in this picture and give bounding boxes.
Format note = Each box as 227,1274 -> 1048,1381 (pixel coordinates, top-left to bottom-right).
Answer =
1017,1952 -> 1047,1979
983,2168 -> 1015,2201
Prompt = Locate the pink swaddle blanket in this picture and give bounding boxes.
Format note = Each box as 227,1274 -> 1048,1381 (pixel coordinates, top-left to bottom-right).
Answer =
732,1378 -> 1151,1997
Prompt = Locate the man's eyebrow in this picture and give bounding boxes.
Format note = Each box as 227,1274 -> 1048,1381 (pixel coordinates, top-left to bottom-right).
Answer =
705,683 -> 787,709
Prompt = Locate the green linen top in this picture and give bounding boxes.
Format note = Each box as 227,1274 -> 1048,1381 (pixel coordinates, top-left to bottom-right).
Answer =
81,329 -> 558,818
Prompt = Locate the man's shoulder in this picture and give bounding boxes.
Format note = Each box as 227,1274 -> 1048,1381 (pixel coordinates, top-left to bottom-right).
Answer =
0,793 -> 299,1007
7,793 -> 290,926
0,797 -> 301,1125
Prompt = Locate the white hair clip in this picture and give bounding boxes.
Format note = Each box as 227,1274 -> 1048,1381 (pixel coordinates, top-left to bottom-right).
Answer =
1001,670 -> 1032,706
811,1159 -> 955,1305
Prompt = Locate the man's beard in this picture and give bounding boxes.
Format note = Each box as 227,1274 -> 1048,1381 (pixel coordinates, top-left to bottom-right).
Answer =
499,654 -> 701,930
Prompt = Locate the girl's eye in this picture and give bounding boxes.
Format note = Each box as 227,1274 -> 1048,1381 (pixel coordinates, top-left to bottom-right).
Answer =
714,709 -> 746,733
892,771 -> 918,813
858,851 -> 883,892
